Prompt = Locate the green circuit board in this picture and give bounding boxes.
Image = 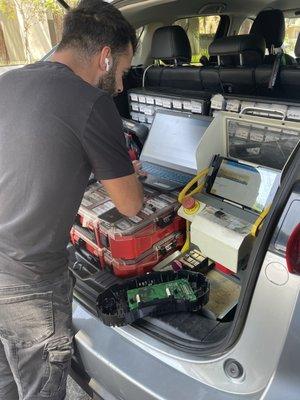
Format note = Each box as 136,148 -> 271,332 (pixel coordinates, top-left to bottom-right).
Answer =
127,279 -> 197,311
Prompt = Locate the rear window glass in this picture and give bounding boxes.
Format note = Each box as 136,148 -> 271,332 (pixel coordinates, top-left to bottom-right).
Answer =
284,17 -> 300,58
238,18 -> 253,35
174,16 -> 221,63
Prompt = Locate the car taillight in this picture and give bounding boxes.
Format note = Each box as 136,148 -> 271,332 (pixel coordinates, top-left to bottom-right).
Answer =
286,223 -> 300,274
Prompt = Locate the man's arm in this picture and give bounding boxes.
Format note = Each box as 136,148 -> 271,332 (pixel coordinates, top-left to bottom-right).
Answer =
101,173 -> 143,217
81,94 -> 144,216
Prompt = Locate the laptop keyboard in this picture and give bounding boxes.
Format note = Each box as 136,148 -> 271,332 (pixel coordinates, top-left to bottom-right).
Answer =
142,162 -> 192,185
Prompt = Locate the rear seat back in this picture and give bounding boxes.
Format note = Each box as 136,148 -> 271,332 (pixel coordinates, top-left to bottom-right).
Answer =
145,26 -> 203,90
203,34 -> 265,95
144,20 -> 300,103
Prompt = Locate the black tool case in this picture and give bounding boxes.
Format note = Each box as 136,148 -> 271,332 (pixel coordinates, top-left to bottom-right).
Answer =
69,251 -> 124,316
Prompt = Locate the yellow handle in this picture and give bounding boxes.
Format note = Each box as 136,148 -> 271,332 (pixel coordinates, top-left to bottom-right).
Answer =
251,206 -> 271,237
178,167 -> 209,204
178,167 -> 209,253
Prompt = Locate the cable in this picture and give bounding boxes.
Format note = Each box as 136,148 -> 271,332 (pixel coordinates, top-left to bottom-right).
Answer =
142,64 -> 155,88
178,167 -> 209,204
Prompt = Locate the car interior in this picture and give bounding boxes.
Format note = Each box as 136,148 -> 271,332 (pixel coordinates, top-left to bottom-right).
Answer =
69,0 -> 300,355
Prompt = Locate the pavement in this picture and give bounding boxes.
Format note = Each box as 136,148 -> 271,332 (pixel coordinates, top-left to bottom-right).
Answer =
66,376 -> 92,400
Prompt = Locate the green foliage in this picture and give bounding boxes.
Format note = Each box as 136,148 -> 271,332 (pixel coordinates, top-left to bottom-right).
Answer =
0,0 -> 15,19
0,0 -> 68,20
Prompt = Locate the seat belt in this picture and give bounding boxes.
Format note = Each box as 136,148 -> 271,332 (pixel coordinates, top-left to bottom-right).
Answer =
268,50 -> 283,90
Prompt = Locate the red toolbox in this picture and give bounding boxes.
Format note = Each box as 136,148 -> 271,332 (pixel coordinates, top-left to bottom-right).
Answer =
104,232 -> 185,278
100,214 -> 184,260
77,184 -> 186,260
76,182 -> 111,239
70,225 -> 105,269
96,191 -> 185,260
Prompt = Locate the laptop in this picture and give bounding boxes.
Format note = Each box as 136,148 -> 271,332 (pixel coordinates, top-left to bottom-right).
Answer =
140,110 -> 212,191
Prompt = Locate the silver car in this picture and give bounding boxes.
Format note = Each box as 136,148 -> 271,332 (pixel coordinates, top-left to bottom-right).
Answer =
56,0 -> 300,398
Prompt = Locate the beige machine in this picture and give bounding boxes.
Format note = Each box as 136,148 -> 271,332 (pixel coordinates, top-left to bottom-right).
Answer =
178,109 -> 300,273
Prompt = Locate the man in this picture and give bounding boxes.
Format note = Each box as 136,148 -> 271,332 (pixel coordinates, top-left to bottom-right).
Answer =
0,1 -> 143,399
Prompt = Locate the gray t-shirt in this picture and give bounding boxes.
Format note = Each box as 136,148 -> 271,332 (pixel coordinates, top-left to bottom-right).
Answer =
0,61 -> 134,282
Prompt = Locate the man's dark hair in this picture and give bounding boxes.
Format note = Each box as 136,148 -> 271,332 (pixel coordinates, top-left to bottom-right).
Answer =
57,0 -> 137,57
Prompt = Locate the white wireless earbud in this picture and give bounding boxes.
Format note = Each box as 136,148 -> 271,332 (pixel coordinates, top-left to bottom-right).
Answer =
105,57 -> 110,72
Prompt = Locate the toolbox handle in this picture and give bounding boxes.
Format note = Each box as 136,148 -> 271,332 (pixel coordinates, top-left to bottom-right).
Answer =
239,106 -> 286,121
70,261 -> 92,281
156,211 -> 176,229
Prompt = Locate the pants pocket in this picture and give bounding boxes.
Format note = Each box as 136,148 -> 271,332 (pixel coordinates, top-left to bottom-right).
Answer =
40,337 -> 73,397
0,291 -> 54,347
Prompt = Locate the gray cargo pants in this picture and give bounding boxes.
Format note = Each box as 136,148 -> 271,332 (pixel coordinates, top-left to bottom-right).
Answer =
0,272 -> 74,400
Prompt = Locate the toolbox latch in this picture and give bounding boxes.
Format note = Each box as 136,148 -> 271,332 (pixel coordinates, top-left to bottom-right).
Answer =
156,212 -> 176,229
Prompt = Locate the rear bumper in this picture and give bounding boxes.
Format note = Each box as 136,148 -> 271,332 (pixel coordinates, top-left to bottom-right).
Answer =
72,300 -> 262,400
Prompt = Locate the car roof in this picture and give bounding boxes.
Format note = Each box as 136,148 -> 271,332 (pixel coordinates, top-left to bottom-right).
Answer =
113,1 -> 298,29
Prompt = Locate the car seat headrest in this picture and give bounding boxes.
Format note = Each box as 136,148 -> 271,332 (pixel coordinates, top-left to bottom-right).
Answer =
151,25 -> 192,64
250,9 -> 285,52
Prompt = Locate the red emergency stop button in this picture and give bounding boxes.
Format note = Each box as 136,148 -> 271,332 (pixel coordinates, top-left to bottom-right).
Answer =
183,197 -> 196,209
182,197 -> 200,215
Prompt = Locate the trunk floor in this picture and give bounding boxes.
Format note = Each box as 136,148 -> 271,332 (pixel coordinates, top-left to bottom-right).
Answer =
144,269 -> 240,342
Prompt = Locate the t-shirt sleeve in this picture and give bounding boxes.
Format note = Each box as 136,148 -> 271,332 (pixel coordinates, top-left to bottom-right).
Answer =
81,93 -> 134,181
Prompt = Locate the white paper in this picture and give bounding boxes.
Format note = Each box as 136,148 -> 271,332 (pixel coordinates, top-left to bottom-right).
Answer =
146,116 -> 154,124
139,104 -> 147,113
287,107 -> 300,121
172,100 -> 183,109
183,101 -> 192,110
130,93 -> 138,101
250,130 -> 265,142
235,125 -> 250,139
131,103 -> 139,111
211,94 -> 224,110
191,100 -> 202,114
155,97 -> 163,106
128,215 -> 143,223
93,201 -> 115,216
130,112 -> 139,121
142,207 -> 154,216
226,100 -> 240,112
162,98 -> 172,108
146,96 -> 155,104
81,198 -> 93,207
144,106 -> 155,116
138,95 -> 146,103
138,114 -> 146,123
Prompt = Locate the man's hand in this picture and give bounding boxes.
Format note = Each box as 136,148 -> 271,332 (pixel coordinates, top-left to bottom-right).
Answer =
132,160 -> 147,177
101,172 -> 144,217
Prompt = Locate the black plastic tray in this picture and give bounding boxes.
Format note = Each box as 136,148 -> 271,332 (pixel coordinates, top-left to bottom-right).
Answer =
97,270 -> 210,326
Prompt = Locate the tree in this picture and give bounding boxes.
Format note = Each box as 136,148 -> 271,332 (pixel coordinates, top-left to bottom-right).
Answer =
0,0 -> 65,62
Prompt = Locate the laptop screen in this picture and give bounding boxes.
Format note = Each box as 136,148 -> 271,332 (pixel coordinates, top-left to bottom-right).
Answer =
141,110 -> 211,174
206,158 -> 279,213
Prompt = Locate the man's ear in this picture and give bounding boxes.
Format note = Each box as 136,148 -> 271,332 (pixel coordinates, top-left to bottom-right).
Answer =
99,46 -> 112,72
